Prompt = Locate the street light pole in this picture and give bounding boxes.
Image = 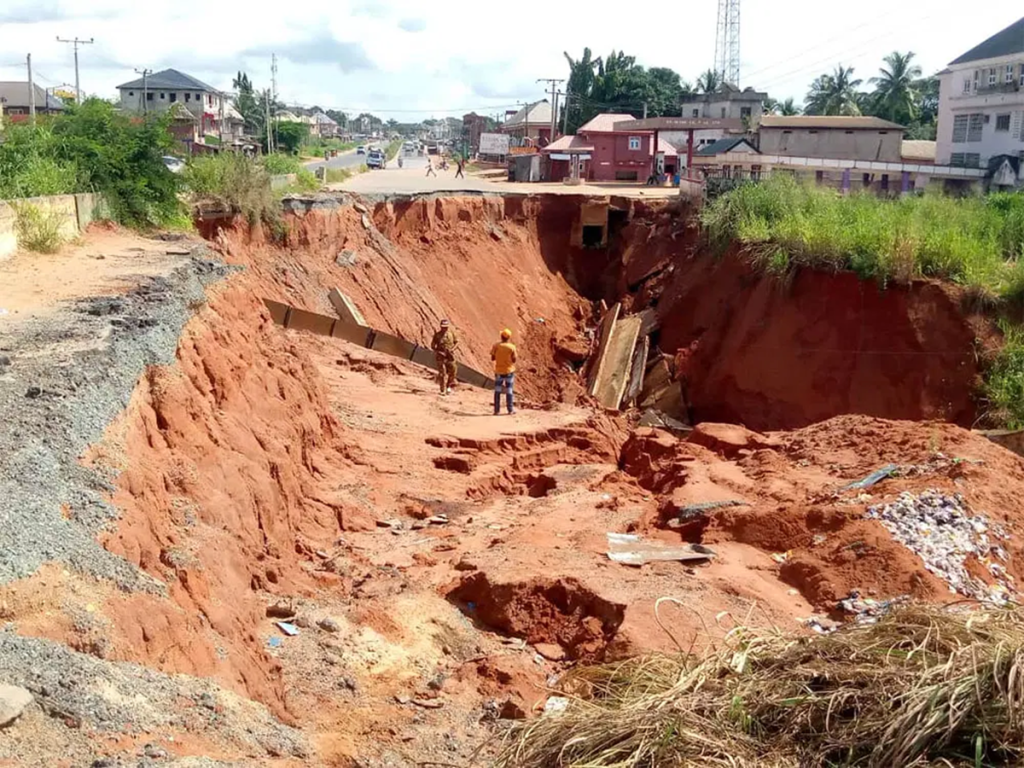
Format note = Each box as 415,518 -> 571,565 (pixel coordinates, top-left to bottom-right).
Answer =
56,36 -> 95,104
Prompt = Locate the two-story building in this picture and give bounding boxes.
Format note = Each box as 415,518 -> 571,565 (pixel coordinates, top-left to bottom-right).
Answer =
936,15 -> 1024,187
673,85 -> 767,150
500,100 -> 553,147
543,113 -> 677,182
116,68 -> 242,142
759,115 -> 906,161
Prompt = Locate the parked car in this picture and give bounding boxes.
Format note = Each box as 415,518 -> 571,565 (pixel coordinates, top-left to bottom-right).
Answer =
162,155 -> 185,174
366,149 -> 386,169
356,145 -> 367,155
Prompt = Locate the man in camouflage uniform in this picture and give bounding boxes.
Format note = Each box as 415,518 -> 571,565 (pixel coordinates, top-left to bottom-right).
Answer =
431,319 -> 459,395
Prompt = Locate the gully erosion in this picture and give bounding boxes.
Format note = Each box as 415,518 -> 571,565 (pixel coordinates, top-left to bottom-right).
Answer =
0,191 -> 1017,768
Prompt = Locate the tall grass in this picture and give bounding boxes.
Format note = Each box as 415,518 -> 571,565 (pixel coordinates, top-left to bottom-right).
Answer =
702,176 -> 1024,298
499,604 -> 1024,768
183,153 -> 277,225
12,202 -> 66,253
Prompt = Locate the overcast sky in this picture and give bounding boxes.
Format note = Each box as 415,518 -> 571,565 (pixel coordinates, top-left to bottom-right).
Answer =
0,0 -> 1021,120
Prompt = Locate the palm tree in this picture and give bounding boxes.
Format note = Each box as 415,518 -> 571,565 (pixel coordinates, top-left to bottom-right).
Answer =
563,48 -> 601,133
696,69 -> 721,95
779,97 -> 800,116
763,97 -> 780,115
804,65 -> 863,115
870,51 -> 923,124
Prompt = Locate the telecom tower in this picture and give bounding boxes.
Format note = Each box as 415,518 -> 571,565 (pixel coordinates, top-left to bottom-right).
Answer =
714,0 -> 741,87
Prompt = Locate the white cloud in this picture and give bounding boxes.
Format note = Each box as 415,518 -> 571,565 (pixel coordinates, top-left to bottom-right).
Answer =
0,0 -> 1021,119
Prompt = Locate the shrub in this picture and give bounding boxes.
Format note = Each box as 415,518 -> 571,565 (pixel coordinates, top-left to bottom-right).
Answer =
12,202 -> 66,253
262,153 -> 303,175
984,320 -> 1024,429
183,152 -> 277,225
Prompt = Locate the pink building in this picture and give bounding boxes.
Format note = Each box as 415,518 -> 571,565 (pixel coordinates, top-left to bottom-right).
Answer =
543,113 -> 677,182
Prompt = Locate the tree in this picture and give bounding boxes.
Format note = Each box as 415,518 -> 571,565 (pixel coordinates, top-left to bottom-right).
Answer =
232,71 -> 262,134
563,48 -> 601,133
804,65 -> 863,115
870,51 -> 923,124
274,121 -> 308,154
325,109 -> 347,128
696,69 -> 721,94
779,97 -> 801,116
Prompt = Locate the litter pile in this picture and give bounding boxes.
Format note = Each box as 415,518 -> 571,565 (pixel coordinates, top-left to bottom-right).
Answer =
866,490 -> 1014,603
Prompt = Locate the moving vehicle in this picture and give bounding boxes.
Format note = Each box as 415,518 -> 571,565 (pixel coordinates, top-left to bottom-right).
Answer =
356,145 -> 367,155
366,149 -> 386,169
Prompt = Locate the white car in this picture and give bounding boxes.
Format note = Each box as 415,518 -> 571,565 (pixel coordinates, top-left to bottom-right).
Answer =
356,146 -> 367,155
162,155 -> 185,173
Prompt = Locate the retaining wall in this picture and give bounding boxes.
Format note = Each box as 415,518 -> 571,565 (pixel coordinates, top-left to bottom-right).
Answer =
0,192 -> 112,261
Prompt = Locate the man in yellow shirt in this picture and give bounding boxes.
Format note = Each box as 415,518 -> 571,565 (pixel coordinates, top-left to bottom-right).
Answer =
490,328 -> 517,415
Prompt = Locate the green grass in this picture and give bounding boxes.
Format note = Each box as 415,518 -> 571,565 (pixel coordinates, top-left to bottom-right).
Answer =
984,320 -> 1024,429
261,153 -> 305,175
702,175 -> 1024,297
12,202 -> 66,253
183,152 -> 277,225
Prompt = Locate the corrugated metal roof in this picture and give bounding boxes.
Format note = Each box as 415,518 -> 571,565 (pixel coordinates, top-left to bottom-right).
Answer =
760,115 -> 905,130
116,68 -> 217,93
900,140 -> 937,162
503,100 -> 552,127
579,113 -> 638,133
950,16 -> 1024,65
696,137 -> 759,156
542,135 -> 595,152
0,82 -> 64,110
657,138 -> 678,156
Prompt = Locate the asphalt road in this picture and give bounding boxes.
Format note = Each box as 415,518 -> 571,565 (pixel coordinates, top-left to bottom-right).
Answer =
338,153 -> 495,194
304,149 -> 370,172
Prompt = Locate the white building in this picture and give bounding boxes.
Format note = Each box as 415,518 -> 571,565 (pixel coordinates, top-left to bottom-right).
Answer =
671,85 -> 767,151
936,16 -> 1024,188
116,68 -> 244,142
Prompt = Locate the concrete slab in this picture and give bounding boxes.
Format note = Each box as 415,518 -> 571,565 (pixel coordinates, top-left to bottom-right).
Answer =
328,287 -> 367,326
592,315 -> 642,409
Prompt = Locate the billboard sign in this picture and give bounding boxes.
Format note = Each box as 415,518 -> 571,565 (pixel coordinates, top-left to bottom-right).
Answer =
479,132 -> 510,155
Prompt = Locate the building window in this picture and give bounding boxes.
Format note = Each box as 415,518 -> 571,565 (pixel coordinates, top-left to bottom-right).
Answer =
169,92 -> 177,103
1020,64 -> 1024,86
962,77 -> 971,94
628,136 -> 641,151
988,68 -> 997,86
881,174 -> 889,191
996,114 -> 1011,132
967,113 -> 984,141
845,130 -> 855,135
965,153 -> 980,168
740,106 -> 751,119
950,153 -> 965,167
973,70 -> 979,91
208,94 -> 213,106
879,131 -> 888,135
809,130 -> 819,134
691,108 -> 699,117
815,170 -> 824,184
185,93 -> 191,102
720,107 -> 726,118
159,92 -> 165,100
1007,64 -> 1016,84
146,92 -> 154,101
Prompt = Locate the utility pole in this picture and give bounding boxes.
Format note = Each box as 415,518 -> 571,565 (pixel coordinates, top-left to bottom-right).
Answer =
270,54 -> 279,151
26,54 -> 36,124
537,78 -> 563,140
134,68 -> 152,115
56,36 -> 94,104
264,89 -> 274,153
218,90 -> 225,147
562,89 -> 570,135
643,102 -> 648,119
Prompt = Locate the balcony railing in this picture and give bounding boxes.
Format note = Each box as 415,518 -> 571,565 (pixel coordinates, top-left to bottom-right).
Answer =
975,81 -> 1022,95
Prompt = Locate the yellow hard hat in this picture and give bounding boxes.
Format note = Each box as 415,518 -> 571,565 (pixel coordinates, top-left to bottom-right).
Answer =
501,328 -> 512,340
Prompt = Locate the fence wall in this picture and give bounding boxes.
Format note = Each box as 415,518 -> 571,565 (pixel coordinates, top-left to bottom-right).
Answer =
0,192 -> 111,261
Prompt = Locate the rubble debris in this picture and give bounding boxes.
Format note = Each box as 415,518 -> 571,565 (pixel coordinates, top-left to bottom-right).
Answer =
266,601 -> 296,619
836,591 -> 908,625
0,684 -> 33,726
840,464 -> 898,492
317,617 -> 341,633
638,408 -> 691,434
543,696 -> 570,715
335,250 -> 358,267
276,621 -> 300,637
866,490 -> 1015,603
328,287 -> 367,326
606,533 -> 715,566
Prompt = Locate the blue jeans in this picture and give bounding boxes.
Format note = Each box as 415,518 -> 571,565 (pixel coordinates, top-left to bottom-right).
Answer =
494,373 -> 514,413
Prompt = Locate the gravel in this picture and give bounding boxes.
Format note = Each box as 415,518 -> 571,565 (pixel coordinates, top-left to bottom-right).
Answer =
866,489 -> 1014,603
0,246 -> 230,589
0,629 -> 305,758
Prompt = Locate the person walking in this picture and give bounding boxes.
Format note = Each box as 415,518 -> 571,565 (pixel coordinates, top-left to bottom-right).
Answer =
455,157 -> 465,179
425,158 -> 437,177
431,319 -> 459,395
490,328 -> 517,415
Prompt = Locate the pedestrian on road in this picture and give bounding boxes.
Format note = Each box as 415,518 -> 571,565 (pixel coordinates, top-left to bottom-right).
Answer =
455,158 -> 465,179
425,159 -> 437,178
431,319 -> 459,395
491,328 -> 517,415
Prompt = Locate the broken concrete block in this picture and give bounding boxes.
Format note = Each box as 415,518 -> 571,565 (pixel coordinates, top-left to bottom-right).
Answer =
0,685 -> 32,727
335,250 -> 358,267
328,288 -> 367,326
